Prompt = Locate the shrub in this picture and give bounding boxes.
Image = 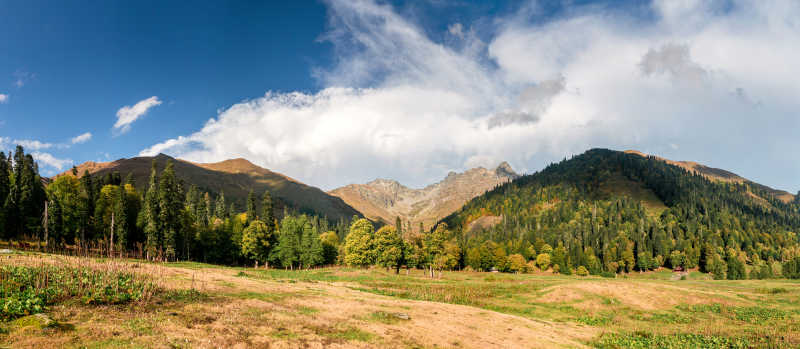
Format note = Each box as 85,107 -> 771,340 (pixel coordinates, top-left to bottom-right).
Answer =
576,266 -> 589,276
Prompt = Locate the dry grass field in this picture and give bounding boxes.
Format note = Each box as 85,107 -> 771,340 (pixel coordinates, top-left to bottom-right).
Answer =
2,251 -> 800,348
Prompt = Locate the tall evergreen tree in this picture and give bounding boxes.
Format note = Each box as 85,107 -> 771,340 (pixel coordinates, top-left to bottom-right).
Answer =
158,160 -> 183,260
114,184 -> 129,252
79,169 -> 96,244
46,195 -> 63,246
261,190 -> 274,231
215,191 -> 227,219
246,190 -> 256,223
204,192 -> 212,224
142,161 -> 161,259
299,221 -> 323,269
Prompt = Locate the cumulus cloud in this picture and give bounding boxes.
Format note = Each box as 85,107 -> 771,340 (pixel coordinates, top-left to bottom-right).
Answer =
142,0 -> 800,191
114,96 -> 162,134
14,139 -> 53,150
0,94 -> 7,103
639,43 -> 708,84
70,132 -> 92,144
31,152 -> 72,171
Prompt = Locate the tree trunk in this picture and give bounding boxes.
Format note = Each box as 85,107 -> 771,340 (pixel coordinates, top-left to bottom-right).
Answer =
43,201 -> 48,253
110,212 -> 115,257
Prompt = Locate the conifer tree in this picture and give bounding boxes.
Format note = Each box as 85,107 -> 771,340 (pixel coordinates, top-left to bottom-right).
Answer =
204,192 -> 212,224
47,195 -> 63,246
261,190 -> 274,231
246,190 -> 256,223
114,184 -> 129,251
142,161 -> 161,259
299,222 -> 323,269
79,169 -> 96,244
158,160 -> 183,260
215,191 -> 227,219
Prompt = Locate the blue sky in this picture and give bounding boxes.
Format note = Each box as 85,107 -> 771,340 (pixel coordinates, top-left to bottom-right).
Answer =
1,0 -> 799,193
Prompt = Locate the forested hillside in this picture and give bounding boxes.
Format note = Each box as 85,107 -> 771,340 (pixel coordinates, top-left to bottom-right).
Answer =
57,153 -> 361,222
443,149 -> 800,278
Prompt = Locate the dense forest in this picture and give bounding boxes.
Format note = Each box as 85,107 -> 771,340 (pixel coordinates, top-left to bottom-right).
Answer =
0,145 -> 352,268
443,149 -> 800,279
3,145 -> 800,279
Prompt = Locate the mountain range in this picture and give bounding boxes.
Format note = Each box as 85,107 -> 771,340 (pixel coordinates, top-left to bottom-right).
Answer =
329,162 -> 519,230
57,154 -> 361,222
56,150 -> 796,232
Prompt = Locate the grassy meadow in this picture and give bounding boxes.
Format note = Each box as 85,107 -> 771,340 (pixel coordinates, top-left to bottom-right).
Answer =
2,251 -> 800,348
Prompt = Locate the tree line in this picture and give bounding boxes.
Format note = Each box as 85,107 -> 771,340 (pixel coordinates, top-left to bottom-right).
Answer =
4,145 -> 800,280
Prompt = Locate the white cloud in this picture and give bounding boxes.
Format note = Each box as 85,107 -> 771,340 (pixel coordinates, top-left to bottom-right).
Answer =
13,71 -> 33,88
448,23 -> 464,38
14,139 -> 53,150
142,0 -> 800,192
31,152 -> 72,171
0,94 -> 7,103
70,132 -> 92,144
114,96 -> 162,134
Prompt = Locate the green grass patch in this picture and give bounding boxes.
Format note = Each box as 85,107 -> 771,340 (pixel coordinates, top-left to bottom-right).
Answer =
223,291 -> 293,303
124,318 -> 154,336
296,306 -> 319,315
594,332 -> 753,349
271,328 -> 300,340
756,287 -> 789,294
366,311 -> 410,324
322,326 -> 375,342
576,314 -> 613,326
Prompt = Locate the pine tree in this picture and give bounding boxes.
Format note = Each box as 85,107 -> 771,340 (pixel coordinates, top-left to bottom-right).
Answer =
125,172 -> 135,186
79,169 -> 96,244
215,191 -> 227,219
142,161 -> 161,259
47,195 -> 63,246
261,190 -> 274,231
299,222 -> 323,269
204,192 -> 212,224
158,160 -> 183,260
114,184 -> 129,252
246,190 -> 256,223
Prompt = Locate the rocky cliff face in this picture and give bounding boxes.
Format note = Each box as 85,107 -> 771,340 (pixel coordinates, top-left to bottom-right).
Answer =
329,163 -> 519,231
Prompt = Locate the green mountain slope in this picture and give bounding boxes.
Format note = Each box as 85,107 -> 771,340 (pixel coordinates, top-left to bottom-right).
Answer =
442,149 -> 800,276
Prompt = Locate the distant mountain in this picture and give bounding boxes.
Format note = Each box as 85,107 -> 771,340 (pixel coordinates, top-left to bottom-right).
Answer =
329,162 -> 519,230
56,154 -> 362,222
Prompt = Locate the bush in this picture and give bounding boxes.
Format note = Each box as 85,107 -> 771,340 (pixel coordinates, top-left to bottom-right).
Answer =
600,271 -> 616,278
576,266 -> 589,276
